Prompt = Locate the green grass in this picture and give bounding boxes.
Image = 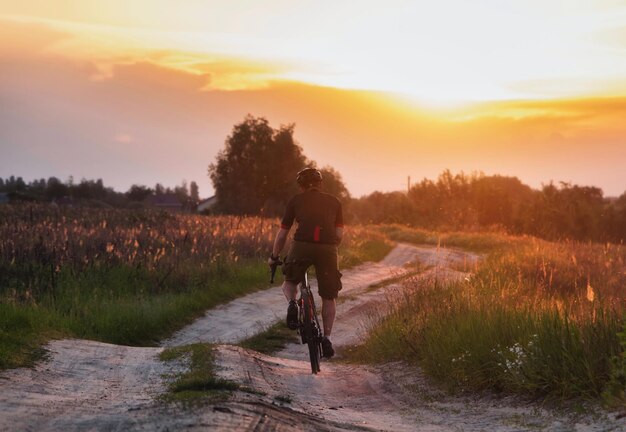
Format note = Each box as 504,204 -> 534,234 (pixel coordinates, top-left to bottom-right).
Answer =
339,230 -> 394,268
159,344 -> 240,402
346,235 -> 625,402
1,222 -> 393,371
0,260 -> 269,369
239,321 -> 299,354
604,317 -> 626,409
0,305 -> 55,369
375,224 -> 521,253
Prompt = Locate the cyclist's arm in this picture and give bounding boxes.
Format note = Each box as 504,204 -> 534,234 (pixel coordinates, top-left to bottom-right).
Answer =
335,227 -> 343,246
270,197 -> 295,261
271,227 -> 290,258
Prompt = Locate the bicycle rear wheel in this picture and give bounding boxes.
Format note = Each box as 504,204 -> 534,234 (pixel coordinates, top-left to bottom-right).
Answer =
302,289 -> 321,374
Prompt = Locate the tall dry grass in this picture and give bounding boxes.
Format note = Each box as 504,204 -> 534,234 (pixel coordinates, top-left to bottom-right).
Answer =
0,204 -> 391,369
353,232 -> 625,402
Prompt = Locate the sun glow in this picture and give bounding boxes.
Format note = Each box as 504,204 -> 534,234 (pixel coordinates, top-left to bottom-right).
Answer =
2,1 -> 626,198
2,0 -> 625,102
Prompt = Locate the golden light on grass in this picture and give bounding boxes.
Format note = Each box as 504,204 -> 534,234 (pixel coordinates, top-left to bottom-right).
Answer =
357,226 -> 625,399
587,283 -> 595,303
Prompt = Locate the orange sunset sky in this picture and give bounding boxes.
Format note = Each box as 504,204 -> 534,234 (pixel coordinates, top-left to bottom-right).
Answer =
1,1 -> 626,197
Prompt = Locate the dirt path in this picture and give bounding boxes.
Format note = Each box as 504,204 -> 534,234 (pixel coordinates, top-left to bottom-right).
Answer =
1,244 -> 623,431
0,340 -> 172,431
163,243 -> 455,347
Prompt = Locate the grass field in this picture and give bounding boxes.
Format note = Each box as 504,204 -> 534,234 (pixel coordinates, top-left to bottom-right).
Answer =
349,227 -> 626,405
0,204 -> 391,370
3,204 -> 623,405
375,223 -> 524,252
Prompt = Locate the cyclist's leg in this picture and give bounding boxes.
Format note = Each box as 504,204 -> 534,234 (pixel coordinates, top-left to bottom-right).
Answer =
282,241 -> 308,297
320,298 -> 336,337
282,277 -> 299,330
284,283 -> 299,330
313,244 -> 342,337
282,280 -> 298,301
282,242 -> 311,329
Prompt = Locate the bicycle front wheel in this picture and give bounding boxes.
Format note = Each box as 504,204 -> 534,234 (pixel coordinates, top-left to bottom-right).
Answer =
302,290 -> 321,374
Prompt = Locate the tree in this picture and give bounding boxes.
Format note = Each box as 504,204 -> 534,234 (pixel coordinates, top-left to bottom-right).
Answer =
95,179 -> 105,199
154,183 -> 165,195
46,176 -> 68,200
16,176 -> 26,190
319,166 -> 350,203
127,184 -> 153,201
209,115 -> 309,216
72,178 -> 106,200
31,178 -> 47,195
174,180 -> 189,202
74,178 -> 93,199
470,175 -> 532,229
189,181 -> 200,202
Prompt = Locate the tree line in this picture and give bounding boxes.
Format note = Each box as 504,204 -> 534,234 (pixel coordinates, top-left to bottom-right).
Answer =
0,175 -> 200,209
4,114 -> 625,244
208,115 -> 350,216
350,170 -> 626,243
208,115 -> 626,243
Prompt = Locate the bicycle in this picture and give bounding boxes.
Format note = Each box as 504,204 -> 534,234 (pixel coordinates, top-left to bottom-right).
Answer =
271,260 -> 323,374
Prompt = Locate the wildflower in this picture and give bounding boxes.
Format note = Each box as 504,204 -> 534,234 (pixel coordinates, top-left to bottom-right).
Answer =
586,283 -> 595,302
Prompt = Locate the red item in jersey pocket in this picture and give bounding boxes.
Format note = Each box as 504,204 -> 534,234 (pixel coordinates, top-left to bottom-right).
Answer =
313,226 -> 321,242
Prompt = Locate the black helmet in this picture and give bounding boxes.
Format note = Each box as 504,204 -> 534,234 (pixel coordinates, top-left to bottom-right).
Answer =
296,168 -> 323,187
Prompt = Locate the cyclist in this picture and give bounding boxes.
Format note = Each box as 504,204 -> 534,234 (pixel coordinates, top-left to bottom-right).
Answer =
268,167 -> 343,358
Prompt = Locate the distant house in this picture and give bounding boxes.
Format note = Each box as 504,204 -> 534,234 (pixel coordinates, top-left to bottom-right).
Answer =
197,196 -> 218,213
0,193 -> 8,204
144,194 -> 183,212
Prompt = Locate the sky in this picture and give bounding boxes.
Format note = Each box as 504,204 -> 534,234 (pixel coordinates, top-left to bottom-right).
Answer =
1,1 -> 626,197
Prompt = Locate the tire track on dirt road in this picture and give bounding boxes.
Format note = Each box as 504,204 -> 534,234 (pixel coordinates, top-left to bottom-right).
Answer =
163,243 -> 451,347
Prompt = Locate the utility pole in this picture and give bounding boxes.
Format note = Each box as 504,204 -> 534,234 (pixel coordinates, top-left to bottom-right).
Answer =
407,176 -> 411,194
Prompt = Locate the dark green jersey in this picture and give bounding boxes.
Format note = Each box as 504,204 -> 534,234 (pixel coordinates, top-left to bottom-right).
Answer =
281,188 -> 343,244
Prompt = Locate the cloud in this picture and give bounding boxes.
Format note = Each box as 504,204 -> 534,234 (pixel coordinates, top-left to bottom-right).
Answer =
507,77 -> 626,99
593,24 -> 626,50
1,18 -> 626,197
0,18 -> 72,57
0,15 -> 292,91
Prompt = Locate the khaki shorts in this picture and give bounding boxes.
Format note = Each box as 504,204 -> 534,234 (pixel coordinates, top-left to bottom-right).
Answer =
282,241 -> 342,299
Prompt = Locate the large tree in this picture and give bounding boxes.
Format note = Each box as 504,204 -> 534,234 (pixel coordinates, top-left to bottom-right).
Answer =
189,181 -> 200,202
209,115 -> 352,217
209,115 -> 309,215
126,184 -> 153,201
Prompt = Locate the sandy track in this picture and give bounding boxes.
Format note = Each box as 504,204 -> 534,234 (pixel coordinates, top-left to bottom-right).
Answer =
0,340 -> 172,431
1,244 -> 623,431
208,246 -> 621,431
163,243 -> 447,347
0,243 -> 431,431
214,345 -> 624,432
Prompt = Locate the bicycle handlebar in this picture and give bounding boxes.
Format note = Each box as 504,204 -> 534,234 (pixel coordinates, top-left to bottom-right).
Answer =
269,258 -> 283,284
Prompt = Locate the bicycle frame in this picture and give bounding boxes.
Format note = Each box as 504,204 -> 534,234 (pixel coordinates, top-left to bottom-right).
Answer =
299,270 -> 323,374
270,259 -> 323,374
